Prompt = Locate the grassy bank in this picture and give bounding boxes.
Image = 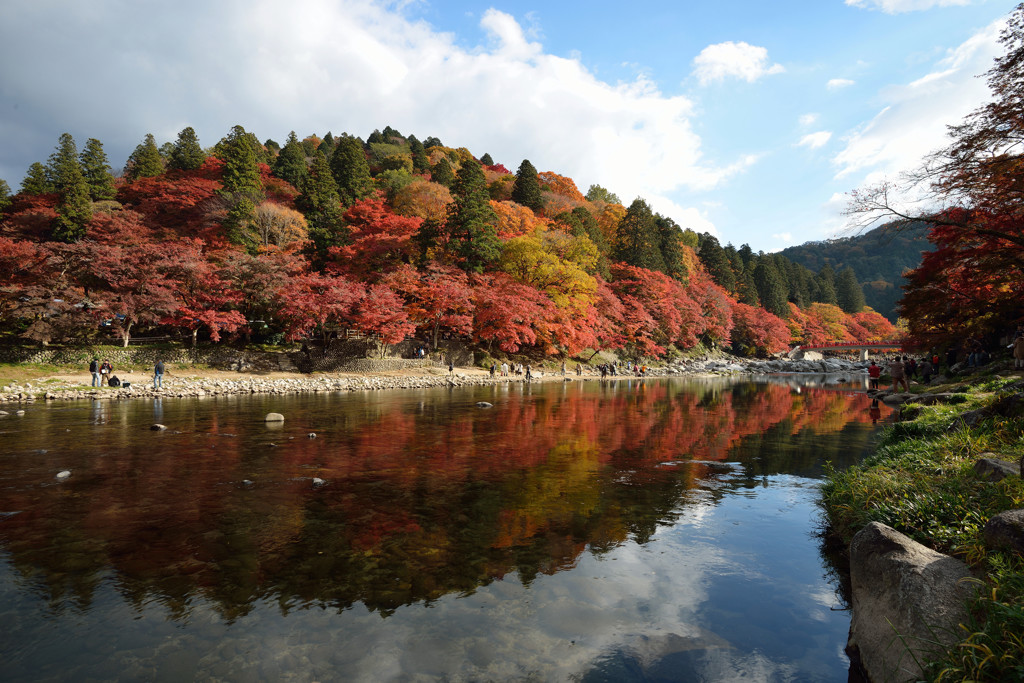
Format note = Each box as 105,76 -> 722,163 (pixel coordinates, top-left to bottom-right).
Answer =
819,373 -> 1024,680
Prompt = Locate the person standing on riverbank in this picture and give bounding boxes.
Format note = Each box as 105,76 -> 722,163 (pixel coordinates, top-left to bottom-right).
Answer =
890,356 -> 909,392
89,358 -> 100,387
154,360 -> 165,389
100,360 -> 112,386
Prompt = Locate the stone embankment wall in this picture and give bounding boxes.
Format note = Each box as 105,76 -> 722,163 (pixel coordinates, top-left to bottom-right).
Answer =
0,345 -> 288,372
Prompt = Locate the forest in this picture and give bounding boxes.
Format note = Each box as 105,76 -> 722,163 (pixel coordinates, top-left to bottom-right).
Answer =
0,124 -> 900,361
780,222 -> 931,322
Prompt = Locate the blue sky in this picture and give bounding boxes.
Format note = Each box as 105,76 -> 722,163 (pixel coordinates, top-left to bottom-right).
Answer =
0,0 -> 1014,252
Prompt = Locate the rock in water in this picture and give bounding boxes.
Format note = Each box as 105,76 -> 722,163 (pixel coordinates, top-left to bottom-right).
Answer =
307,432 -> 317,439
476,401 -> 493,408
151,424 -> 167,431
55,470 -> 71,481
312,477 -> 326,488
265,413 -> 285,422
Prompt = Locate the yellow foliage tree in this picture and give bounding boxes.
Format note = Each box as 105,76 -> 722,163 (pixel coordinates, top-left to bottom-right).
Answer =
251,202 -> 308,247
498,226 -> 598,311
392,179 -> 452,223
491,200 -> 545,239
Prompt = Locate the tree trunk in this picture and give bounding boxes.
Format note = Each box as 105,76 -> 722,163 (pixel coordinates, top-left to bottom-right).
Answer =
191,328 -> 198,348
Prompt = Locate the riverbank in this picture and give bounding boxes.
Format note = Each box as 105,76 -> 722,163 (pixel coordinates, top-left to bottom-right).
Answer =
819,371 -> 1024,681
0,353 -> 877,404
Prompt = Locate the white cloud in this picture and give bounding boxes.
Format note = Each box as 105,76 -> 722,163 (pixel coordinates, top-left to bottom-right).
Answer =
799,113 -> 819,127
691,41 -> 785,85
0,0 -> 749,234
826,78 -> 855,90
797,131 -> 833,149
772,232 -> 794,243
832,17 -> 1002,181
845,0 -> 972,13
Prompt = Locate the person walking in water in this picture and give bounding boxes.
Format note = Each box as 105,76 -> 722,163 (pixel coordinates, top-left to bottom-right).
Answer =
153,359 -> 165,389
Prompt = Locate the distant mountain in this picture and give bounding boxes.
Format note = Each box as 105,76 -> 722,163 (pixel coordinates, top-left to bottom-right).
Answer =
780,222 -> 932,322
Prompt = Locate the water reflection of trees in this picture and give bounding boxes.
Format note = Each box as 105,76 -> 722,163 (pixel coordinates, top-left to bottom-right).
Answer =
0,381 -> 888,619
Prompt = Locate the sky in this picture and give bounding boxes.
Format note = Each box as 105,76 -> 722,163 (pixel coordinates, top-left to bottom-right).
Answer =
0,0 -> 1015,252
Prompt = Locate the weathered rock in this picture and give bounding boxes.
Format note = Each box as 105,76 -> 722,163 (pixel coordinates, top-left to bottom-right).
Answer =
847,522 -> 974,683
949,407 -> 989,430
150,424 -> 167,431
983,509 -> 1024,554
974,456 -> 1020,482
264,413 -> 285,423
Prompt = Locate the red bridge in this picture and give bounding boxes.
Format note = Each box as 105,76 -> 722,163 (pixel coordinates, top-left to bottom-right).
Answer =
790,341 -> 904,360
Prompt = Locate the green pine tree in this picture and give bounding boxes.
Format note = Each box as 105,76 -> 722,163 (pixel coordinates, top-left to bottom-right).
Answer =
480,153 -> 494,166
697,233 -> 735,291
273,131 -> 309,188
408,135 -> 430,174
217,125 -> 264,200
431,157 -> 455,187
46,133 -> 81,191
754,260 -> 789,318
330,135 -> 373,207
446,159 -> 500,273
511,159 -> 543,212
836,266 -> 866,313
585,184 -> 620,204
222,197 -> 258,253
125,134 -> 165,181
737,265 -> 760,305
813,264 -> 838,305
656,215 -> 689,282
46,134 -> 92,242
21,162 -> 52,195
613,198 -> 665,272
168,127 -> 206,171
317,131 -> 335,157
79,138 -> 117,200
297,152 -> 346,256
0,179 -> 11,212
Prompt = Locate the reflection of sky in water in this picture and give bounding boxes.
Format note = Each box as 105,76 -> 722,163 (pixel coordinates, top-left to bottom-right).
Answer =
1,476 -> 846,681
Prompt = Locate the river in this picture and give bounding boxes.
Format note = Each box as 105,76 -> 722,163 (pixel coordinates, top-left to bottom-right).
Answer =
0,375 -> 889,682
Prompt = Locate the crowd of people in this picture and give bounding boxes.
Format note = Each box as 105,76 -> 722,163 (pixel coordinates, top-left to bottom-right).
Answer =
868,324 -> 1024,392
87,358 -> 164,389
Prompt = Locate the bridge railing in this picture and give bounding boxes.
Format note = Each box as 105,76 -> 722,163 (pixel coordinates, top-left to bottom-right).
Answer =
796,341 -> 903,351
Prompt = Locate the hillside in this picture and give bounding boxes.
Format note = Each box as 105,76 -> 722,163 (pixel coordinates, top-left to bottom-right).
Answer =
780,222 -> 931,322
0,126 -> 898,358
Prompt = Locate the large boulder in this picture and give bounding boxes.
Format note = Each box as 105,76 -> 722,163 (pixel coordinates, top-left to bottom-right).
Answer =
973,455 -> 1020,482
983,510 -> 1024,554
847,522 -> 974,683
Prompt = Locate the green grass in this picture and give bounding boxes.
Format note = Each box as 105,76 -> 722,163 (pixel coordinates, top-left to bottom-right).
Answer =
820,385 -> 1024,680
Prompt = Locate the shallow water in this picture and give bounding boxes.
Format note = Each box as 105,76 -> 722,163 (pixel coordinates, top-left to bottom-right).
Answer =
0,375 -> 889,682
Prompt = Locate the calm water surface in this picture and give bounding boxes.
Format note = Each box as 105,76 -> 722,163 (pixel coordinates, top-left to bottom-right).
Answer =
0,376 -> 890,682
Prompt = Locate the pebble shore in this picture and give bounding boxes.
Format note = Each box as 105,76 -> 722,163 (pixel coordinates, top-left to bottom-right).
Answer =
0,355 -> 872,405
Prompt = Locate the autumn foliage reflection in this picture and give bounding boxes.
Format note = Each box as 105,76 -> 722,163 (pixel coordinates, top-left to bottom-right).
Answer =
0,381 -> 887,619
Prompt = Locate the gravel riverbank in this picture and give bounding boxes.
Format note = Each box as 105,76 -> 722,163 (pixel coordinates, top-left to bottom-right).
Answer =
0,354 -> 873,405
